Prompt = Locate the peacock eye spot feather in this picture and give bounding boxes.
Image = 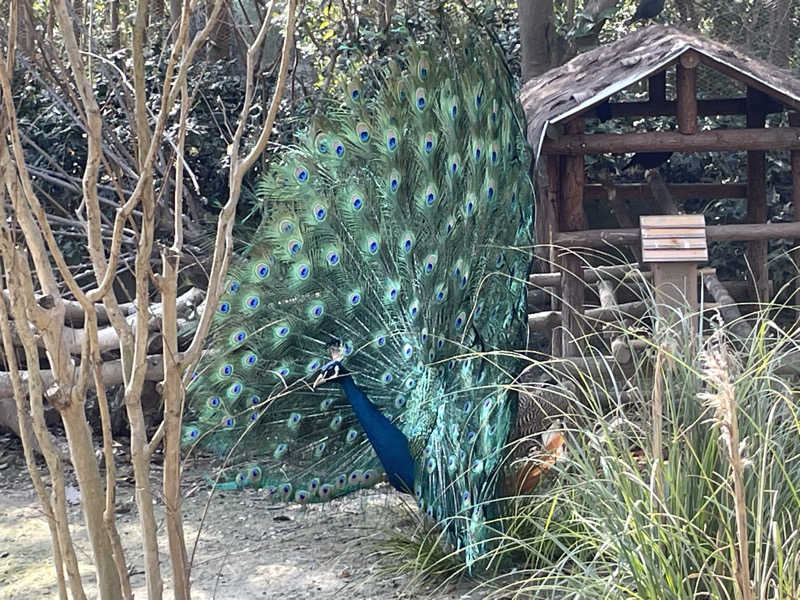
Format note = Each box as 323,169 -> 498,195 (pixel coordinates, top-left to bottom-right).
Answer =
251,468 -> 261,479
228,281 -> 240,292
351,89 -> 360,100
256,263 -> 269,278
476,94 -> 482,106
404,239 -> 412,252
220,364 -> 233,377
388,136 -> 397,150
377,336 -> 386,346
356,123 -> 370,142
223,417 -> 235,428
279,220 -> 293,234
208,396 -> 220,407
327,251 -> 340,266
294,167 -> 309,182
349,292 -> 360,305
189,428 -> 199,438
395,396 -> 406,408
314,205 -> 327,221
488,186 -> 494,199
475,148 -> 481,160
425,140 -> 433,152
276,325 -> 290,337
318,141 -> 328,153
369,240 -> 378,253
451,105 -> 457,117
297,264 -> 310,279
352,196 -> 363,210
335,143 -> 344,156
426,192 -> 435,205
279,367 -> 290,377
229,383 -> 242,396
288,240 -> 302,255
246,296 -> 260,309
219,302 -> 230,314
382,372 -> 392,383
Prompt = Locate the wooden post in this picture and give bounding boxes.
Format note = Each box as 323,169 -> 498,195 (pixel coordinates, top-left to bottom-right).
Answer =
676,52 -> 699,135
641,216 -> 707,335
559,118 -> 587,356
547,155 -> 562,357
790,112 -> 800,309
649,70 -> 666,103
746,87 -> 769,302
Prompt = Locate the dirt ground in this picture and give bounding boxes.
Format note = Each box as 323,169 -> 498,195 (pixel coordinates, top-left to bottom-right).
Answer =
0,432 -> 472,600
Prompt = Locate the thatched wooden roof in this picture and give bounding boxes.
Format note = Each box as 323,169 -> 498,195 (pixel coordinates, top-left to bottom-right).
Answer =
520,25 -> 800,160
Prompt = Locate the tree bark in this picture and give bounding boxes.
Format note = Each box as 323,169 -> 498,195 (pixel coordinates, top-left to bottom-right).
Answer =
519,0 -> 557,83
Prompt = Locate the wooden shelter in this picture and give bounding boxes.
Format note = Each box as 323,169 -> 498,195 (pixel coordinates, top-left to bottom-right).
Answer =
520,25 -> 800,358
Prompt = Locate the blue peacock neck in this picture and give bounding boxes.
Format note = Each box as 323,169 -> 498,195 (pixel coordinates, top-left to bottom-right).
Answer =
326,363 -> 415,494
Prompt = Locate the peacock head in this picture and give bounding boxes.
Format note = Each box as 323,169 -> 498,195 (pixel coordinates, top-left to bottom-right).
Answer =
327,339 -> 344,362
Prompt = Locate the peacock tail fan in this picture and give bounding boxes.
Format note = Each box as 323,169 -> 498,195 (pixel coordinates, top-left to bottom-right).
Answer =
183,32 -> 534,568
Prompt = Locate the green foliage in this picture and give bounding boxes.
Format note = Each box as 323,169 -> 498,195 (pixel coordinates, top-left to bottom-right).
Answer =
377,299 -> 800,599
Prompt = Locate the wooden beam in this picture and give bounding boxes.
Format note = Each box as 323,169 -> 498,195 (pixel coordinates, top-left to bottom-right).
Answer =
648,71 -> 667,103
644,170 -> 680,215
676,52 -> 699,134
546,155 -> 562,357
528,264 -> 650,288
542,127 -> 800,155
528,301 -> 648,331
560,118 -> 587,357
553,221 -> 800,248
703,273 -> 752,338
746,87 -> 769,301
790,112 -> 800,308
587,97 -> 784,120
585,183 -> 748,201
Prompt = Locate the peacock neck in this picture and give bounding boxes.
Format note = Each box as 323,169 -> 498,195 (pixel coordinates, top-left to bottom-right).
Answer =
333,370 -> 415,494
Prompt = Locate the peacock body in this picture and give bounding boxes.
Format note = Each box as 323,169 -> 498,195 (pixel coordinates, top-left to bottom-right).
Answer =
183,35 -> 533,565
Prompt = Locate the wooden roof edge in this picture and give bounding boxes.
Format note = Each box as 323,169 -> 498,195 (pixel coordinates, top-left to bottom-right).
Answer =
522,26 -> 800,161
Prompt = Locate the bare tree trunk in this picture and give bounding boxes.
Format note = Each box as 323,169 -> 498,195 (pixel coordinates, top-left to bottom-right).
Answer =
2,0 -> 294,597
111,0 -> 121,53
518,0 -> 561,83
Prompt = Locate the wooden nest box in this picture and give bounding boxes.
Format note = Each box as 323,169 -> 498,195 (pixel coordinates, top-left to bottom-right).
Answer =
521,25 -> 800,358
641,214 -> 707,321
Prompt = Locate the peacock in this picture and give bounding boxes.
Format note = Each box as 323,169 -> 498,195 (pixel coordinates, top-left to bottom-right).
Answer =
182,33 -> 534,566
